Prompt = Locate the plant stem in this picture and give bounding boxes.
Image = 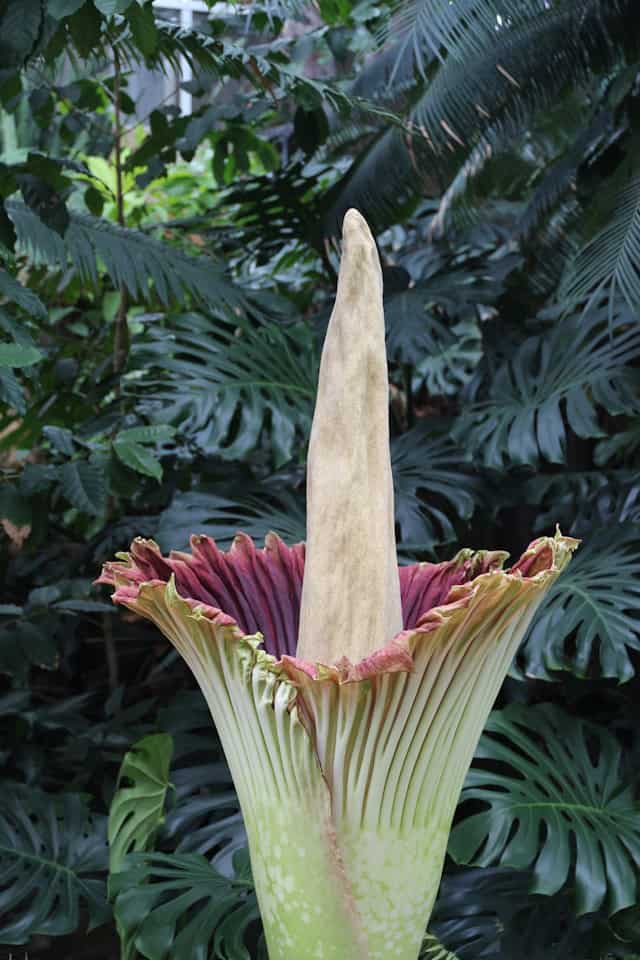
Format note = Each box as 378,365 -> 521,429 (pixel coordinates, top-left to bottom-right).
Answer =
112,43 -> 129,380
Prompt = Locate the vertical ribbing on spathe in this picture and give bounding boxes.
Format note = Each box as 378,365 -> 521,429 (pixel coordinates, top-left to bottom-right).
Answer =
118,576 -> 372,960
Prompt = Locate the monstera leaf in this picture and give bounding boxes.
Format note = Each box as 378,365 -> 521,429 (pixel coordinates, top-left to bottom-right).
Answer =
430,865 -> 599,960
111,850 -> 261,960
517,526 -> 640,682
449,704 -> 640,916
0,785 -> 109,943
456,305 -> 640,467
109,733 -> 174,876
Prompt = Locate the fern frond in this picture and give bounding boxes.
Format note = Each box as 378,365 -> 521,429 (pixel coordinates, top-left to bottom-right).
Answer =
7,201 -> 245,311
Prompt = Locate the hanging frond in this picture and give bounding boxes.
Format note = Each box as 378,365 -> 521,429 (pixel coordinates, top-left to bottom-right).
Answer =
322,125 -> 437,238
559,176 -> 640,313
524,198 -> 582,296
449,703 -> 640,915
338,1 -> 633,232
378,0 -> 551,78
119,17 -> 398,123
7,202 -> 246,312
456,305 -> 640,467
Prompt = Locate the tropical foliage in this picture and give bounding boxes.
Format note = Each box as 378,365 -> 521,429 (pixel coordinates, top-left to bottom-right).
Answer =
1,0 -> 639,957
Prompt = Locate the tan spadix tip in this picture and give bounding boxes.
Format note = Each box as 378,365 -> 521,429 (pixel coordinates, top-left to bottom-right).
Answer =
296,209 -> 403,665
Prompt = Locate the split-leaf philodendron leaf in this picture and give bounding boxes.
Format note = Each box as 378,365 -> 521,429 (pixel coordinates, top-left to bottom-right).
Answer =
99,210 -> 577,960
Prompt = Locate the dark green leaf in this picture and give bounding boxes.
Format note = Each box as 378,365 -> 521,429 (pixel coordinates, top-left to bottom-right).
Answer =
126,1 -> 158,57
0,785 -> 109,942
109,733 -> 173,876
43,424 -> 75,455
59,460 -> 107,515
0,343 -> 42,367
0,267 -> 47,319
0,0 -> 44,68
113,439 -> 163,481
517,526 -> 640,683
449,703 -> 640,915
111,851 -> 258,960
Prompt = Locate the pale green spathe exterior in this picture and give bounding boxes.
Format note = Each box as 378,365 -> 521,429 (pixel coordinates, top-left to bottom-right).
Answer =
117,532 -> 577,960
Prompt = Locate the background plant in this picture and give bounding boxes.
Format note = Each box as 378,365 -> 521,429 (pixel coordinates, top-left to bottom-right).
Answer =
1,1 -> 639,958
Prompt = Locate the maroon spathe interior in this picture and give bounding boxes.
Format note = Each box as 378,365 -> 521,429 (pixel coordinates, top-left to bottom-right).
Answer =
111,534 -> 503,659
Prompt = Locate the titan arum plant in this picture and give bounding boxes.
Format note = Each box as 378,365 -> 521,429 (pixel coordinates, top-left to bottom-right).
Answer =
99,210 -> 577,960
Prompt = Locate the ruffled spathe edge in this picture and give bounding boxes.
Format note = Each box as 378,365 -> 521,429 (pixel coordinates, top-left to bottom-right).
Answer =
96,529 -> 578,687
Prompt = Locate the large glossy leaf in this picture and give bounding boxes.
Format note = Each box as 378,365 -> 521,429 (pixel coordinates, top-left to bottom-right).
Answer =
517,526 -> 640,682
111,850 -> 260,960
59,459 -> 107,516
449,704 -> 640,915
134,311 -> 315,466
0,785 -> 109,943
456,306 -> 640,467
109,733 -> 174,876
158,691 -> 245,878
392,426 -> 483,551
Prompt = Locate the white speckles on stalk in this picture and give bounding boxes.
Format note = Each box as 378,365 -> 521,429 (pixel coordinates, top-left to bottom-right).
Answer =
298,208 -> 403,664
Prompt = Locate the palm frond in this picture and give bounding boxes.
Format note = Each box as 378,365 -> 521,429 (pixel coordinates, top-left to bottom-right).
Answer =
339,1 -> 633,232
519,110 -> 615,237
322,125 -> 437,238
559,176 -> 640,313
0,265 -> 46,318
123,17 -> 395,122
524,198 -> 582,296
414,2 -> 611,157
7,201 -> 246,312
378,0 -> 551,76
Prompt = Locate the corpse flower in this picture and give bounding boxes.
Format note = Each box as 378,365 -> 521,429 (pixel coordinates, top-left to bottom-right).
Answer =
98,210 -> 577,960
